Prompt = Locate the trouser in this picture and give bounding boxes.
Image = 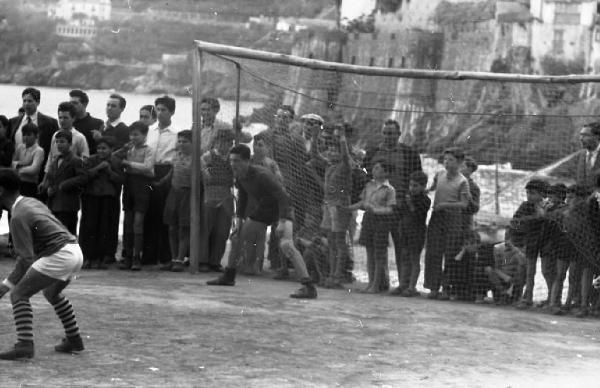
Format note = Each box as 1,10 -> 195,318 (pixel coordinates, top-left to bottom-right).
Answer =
53,211 -> 78,236
200,204 -> 233,267
399,247 -> 422,291
142,164 -> 171,264
229,219 -> 267,271
423,210 -> 464,292
79,195 -> 119,263
521,247 -> 541,303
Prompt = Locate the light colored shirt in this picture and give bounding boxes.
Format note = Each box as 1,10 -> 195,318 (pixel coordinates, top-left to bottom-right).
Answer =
126,143 -> 155,178
432,170 -> 471,207
12,143 -> 45,183
14,111 -> 39,148
361,179 -> 396,215
44,128 -> 89,173
146,125 -> 178,164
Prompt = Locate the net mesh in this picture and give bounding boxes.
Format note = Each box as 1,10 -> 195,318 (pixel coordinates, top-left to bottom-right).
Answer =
197,47 -> 600,308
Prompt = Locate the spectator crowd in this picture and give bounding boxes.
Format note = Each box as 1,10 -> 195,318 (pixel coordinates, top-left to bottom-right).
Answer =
2,87 -> 600,312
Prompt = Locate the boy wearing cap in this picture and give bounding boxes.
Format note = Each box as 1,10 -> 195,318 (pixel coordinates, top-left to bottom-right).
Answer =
507,178 -> 548,308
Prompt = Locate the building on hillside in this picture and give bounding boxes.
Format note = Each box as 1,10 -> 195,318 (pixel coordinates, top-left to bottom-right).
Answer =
48,0 -> 111,21
374,0 -> 445,31
48,0 -> 110,38
530,0 -> 598,72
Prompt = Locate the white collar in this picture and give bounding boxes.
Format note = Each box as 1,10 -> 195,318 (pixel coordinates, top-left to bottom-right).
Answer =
11,195 -> 24,213
108,118 -> 122,127
587,143 -> 600,155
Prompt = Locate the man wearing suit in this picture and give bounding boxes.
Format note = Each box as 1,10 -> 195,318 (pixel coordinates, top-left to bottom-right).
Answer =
576,122 -> 600,193
95,94 -> 129,263
571,122 -> 600,317
9,87 -> 59,180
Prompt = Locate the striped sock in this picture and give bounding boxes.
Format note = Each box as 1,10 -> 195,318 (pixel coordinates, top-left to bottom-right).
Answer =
13,300 -> 33,343
52,296 -> 80,338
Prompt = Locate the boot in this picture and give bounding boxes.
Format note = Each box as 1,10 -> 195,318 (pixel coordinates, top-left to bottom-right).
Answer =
130,255 -> 142,271
0,341 -> 34,360
290,278 -> 317,299
55,335 -> 84,353
206,268 -> 236,286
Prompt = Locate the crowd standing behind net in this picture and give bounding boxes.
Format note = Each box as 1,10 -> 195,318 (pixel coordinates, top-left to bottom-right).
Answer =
0,44 -> 600,315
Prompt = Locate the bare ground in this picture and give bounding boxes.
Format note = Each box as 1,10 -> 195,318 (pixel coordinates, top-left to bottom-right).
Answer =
0,257 -> 599,388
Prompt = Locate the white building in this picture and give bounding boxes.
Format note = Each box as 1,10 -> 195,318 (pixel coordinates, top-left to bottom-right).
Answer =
530,0 -> 597,68
48,0 -> 111,21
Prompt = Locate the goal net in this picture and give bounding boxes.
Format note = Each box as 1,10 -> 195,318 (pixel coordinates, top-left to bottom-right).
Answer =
191,40 -> 600,306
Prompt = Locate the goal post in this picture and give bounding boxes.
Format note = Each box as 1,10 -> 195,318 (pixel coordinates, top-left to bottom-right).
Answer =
190,39 -> 600,299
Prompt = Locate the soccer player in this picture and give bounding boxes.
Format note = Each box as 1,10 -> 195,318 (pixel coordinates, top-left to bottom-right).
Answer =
0,168 -> 84,360
207,144 -> 317,299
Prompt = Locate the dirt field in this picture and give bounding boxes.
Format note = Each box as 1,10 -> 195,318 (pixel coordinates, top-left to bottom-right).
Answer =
0,257 -> 599,388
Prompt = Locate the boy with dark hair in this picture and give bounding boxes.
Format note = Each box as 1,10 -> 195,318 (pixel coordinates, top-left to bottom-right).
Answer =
79,136 -> 124,269
392,169 -> 430,297
486,240 -> 527,304
349,160 -> 396,293
158,130 -> 192,272
117,121 -> 155,271
424,147 -> 471,300
538,183 -> 567,308
12,123 -> 44,197
207,144 -> 318,299
196,129 -> 235,273
45,102 -> 89,174
508,178 -> 548,308
0,168 -> 85,360
313,126 -> 353,288
38,130 -> 87,235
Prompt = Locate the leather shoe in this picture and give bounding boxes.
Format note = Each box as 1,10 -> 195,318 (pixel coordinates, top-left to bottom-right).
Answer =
55,336 -> 84,353
0,341 -> 34,360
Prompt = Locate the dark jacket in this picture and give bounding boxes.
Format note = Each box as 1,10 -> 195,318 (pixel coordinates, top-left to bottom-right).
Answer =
44,152 -> 87,212
74,113 -> 104,155
237,165 -> 293,224
83,154 -> 124,197
9,111 -> 59,174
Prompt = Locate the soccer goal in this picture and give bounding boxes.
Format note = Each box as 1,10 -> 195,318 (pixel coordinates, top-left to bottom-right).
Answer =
190,39 -> 600,301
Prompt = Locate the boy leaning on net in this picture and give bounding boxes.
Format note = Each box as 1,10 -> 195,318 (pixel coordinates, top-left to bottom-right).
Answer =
0,168 -> 85,360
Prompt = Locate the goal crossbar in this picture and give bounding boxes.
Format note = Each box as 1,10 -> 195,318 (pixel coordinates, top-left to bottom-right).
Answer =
194,40 -> 600,84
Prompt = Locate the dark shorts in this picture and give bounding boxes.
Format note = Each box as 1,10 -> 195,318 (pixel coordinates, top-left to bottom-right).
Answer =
123,175 -> 151,213
359,212 -> 391,249
163,187 -> 191,227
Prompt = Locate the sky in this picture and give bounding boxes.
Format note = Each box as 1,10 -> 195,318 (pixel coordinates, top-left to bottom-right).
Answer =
340,0 -> 377,20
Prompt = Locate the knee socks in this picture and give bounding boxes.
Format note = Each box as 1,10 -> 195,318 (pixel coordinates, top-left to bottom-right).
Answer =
52,296 -> 80,339
13,300 -> 33,343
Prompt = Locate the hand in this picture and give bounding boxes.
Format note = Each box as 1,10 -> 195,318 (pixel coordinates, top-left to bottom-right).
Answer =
97,161 -> 109,170
433,203 -> 447,212
121,160 -> 130,168
0,284 -> 9,299
47,187 -> 56,197
92,129 -> 102,140
593,276 -> 600,290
